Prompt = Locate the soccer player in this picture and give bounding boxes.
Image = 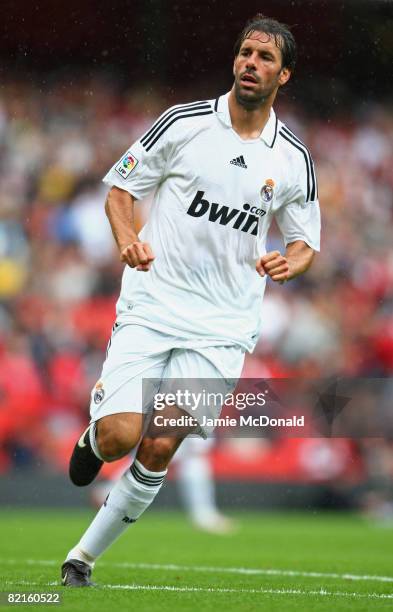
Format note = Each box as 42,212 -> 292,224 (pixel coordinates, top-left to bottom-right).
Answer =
61,14 -> 320,586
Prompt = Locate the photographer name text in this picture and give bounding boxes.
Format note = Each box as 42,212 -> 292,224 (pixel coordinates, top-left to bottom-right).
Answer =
153,415 -> 305,428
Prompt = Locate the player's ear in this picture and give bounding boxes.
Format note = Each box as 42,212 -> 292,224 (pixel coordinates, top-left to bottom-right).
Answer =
278,67 -> 291,86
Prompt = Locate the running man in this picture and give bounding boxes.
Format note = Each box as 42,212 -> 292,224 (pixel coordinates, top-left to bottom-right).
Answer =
61,14 -> 320,586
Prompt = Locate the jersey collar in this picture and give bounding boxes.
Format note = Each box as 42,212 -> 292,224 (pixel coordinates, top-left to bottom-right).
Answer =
213,92 -> 278,148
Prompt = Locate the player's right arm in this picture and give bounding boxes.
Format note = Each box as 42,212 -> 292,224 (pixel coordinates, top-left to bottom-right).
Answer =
105,186 -> 155,272
103,105 -> 183,271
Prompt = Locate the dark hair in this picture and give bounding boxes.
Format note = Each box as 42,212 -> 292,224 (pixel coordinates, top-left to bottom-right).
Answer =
234,14 -> 297,72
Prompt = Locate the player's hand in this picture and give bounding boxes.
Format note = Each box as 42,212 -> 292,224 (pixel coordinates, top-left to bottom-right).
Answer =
120,241 -> 155,271
256,250 -> 290,283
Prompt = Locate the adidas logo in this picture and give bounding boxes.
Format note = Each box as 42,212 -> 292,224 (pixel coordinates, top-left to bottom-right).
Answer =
230,155 -> 247,168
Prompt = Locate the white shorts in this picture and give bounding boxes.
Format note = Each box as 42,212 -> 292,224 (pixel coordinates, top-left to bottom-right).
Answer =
89,323 -> 245,436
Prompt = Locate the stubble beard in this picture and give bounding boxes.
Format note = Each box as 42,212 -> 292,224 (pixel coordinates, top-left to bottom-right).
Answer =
235,89 -> 265,110
234,80 -> 271,110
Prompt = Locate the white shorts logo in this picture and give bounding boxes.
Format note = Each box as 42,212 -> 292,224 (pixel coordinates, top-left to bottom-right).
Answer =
115,151 -> 139,179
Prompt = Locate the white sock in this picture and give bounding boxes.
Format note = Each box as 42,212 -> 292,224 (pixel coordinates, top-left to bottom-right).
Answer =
66,460 -> 166,564
88,422 -> 104,461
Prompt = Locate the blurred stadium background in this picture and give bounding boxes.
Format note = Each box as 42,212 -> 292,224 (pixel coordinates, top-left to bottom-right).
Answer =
0,0 -> 392,519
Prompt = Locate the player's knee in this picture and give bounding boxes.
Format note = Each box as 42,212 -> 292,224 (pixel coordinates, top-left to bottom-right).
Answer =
96,419 -> 140,460
138,437 -> 178,469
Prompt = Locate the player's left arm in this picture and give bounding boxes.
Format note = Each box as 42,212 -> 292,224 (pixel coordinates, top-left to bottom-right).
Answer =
257,146 -> 321,283
256,241 -> 314,282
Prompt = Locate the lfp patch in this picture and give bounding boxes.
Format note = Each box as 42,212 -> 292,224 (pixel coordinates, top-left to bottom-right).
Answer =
115,151 -> 139,179
261,178 -> 275,203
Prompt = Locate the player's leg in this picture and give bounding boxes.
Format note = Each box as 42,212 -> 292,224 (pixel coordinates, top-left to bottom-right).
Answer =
68,322 -> 164,487
75,428 -> 186,559
89,435 -> 236,533
62,411 -> 145,588
62,324 -> 172,586
134,400 -> 198,470
62,407 -> 192,587
90,435 -> 235,534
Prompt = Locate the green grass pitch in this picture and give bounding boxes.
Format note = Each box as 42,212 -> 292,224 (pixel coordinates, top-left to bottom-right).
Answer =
0,509 -> 393,610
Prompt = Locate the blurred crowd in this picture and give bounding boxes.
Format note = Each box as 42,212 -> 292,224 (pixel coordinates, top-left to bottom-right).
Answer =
0,76 -> 392,493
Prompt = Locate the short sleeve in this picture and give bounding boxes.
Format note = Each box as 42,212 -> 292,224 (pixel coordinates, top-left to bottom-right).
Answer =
275,154 -> 321,252
102,110 -> 173,201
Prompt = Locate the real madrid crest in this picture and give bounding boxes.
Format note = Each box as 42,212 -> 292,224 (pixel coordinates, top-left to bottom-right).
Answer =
260,179 -> 275,203
93,381 -> 105,404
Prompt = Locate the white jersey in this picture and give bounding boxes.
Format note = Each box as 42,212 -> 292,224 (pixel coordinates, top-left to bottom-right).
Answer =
103,92 -> 321,352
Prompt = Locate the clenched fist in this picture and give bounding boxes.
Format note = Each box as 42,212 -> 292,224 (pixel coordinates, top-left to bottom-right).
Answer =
120,241 -> 155,271
256,250 -> 290,283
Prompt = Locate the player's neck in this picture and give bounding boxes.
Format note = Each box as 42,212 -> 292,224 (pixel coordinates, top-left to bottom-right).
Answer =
228,88 -> 274,140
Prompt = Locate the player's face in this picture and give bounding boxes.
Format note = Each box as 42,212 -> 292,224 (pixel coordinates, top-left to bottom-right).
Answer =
233,32 -> 291,108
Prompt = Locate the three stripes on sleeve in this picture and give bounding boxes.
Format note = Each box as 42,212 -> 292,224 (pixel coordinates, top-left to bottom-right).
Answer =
140,100 -> 213,152
278,126 -> 318,202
